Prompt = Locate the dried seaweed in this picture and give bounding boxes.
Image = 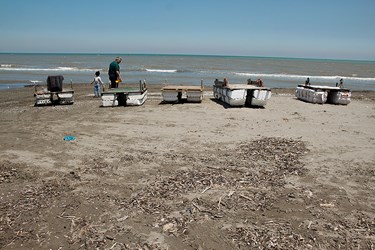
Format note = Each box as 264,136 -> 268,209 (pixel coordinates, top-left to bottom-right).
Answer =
125,137 -> 310,244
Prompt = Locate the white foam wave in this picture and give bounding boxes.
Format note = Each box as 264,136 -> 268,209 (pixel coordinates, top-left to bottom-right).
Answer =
0,66 -> 95,72
1,64 -> 12,68
234,72 -> 375,82
146,69 -> 177,73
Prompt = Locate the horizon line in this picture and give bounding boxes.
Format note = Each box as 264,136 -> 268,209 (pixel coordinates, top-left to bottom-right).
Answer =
0,52 -> 374,63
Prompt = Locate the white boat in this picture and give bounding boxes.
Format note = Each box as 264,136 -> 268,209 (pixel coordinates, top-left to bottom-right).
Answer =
34,90 -> 74,106
161,82 -> 203,103
213,79 -> 272,107
101,80 -> 147,107
295,84 -> 351,105
34,75 -> 74,106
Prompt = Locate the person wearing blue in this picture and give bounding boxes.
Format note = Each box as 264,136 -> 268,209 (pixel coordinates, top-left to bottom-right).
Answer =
91,71 -> 104,97
108,57 -> 122,88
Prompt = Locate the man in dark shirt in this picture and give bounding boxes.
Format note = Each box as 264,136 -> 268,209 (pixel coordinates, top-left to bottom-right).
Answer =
108,57 -> 122,88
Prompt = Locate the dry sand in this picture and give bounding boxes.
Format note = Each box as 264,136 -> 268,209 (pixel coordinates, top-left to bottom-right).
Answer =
0,84 -> 374,249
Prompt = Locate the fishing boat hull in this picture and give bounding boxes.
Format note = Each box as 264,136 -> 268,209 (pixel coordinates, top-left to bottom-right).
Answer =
127,90 -> 148,106
101,89 -> 147,107
327,90 -> 351,105
295,87 -> 327,104
34,90 -> 74,106
295,85 -> 351,105
213,85 -> 271,107
161,85 -> 203,103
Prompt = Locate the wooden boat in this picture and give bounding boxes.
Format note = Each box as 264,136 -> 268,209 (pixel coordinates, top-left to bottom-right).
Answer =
213,79 -> 272,107
161,81 -> 203,103
101,80 -> 147,107
34,75 -> 74,106
295,84 -> 351,105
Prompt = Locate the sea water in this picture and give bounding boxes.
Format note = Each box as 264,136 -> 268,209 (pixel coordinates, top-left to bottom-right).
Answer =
0,53 -> 374,91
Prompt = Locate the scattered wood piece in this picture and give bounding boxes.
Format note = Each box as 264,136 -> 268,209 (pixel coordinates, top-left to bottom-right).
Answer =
239,194 -> 253,202
106,235 -> 115,240
320,203 -> 335,208
57,214 -> 77,220
201,186 -> 212,194
192,202 -> 201,211
213,214 -> 223,218
117,216 -> 129,222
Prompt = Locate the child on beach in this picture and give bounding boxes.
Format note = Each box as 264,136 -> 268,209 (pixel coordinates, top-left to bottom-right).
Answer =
91,71 -> 104,97
336,78 -> 344,88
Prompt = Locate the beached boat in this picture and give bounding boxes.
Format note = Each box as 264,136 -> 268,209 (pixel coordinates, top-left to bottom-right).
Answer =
101,80 -> 147,107
34,75 -> 74,106
213,79 -> 272,107
295,84 -> 351,105
161,81 -> 203,103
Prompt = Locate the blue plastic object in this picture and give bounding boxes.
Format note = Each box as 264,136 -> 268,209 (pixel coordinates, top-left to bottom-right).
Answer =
63,135 -> 76,141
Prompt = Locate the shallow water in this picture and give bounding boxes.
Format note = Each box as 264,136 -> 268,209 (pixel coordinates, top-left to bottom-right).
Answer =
1,53 -> 374,90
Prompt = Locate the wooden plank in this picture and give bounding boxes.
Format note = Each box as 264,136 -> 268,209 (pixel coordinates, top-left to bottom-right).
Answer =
104,87 -> 145,94
298,84 -> 350,91
162,85 -> 203,91
223,84 -> 271,91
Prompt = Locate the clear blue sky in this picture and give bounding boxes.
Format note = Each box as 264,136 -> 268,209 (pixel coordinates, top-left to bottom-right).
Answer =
1,0 -> 374,60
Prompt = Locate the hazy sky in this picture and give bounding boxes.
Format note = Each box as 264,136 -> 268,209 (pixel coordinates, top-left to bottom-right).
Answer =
1,0 -> 374,60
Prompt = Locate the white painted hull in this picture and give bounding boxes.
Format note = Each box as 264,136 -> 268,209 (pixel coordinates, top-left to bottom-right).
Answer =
250,89 -> 272,106
101,93 -> 119,107
295,85 -> 351,105
187,91 -> 203,102
34,91 -> 74,106
295,87 -> 327,104
35,97 -> 52,106
101,90 -> 147,107
162,91 -> 179,103
161,87 -> 203,103
327,91 -> 351,105
57,92 -> 74,105
213,85 -> 271,107
127,90 -> 148,106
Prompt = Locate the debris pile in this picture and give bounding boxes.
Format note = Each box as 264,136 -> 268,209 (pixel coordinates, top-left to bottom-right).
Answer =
127,137 -> 309,240
229,221 -> 309,249
0,161 -> 31,184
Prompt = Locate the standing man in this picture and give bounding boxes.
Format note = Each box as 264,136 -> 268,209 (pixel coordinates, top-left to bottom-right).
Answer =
108,56 -> 122,88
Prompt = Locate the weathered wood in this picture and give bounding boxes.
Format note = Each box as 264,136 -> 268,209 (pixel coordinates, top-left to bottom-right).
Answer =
161,85 -> 203,91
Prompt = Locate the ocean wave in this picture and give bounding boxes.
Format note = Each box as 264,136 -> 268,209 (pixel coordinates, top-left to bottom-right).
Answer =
0,66 -> 96,72
145,68 -> 178,73
1,64 -> 12,68
234,72 -> 375,82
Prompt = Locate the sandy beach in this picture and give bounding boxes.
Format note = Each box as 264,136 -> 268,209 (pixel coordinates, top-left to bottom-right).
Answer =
0,84 -> 374,249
